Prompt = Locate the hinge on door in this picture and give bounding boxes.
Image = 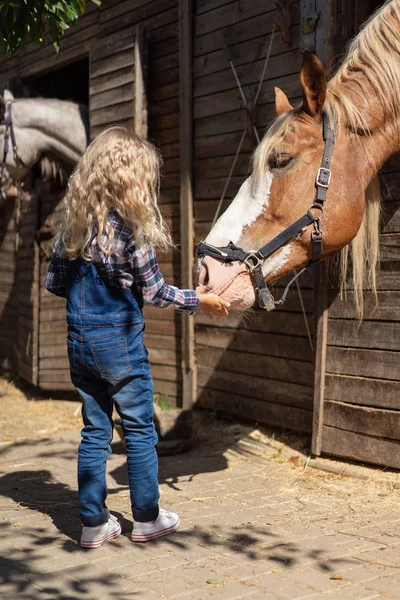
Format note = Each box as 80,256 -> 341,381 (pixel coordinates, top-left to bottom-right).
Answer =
302,11 -> 320,35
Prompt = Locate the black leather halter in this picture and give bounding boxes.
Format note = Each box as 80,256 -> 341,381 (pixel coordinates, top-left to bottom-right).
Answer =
198,111 -> 335,311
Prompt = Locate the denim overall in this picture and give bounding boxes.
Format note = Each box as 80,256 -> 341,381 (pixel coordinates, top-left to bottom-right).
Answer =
65,259 -> 159,527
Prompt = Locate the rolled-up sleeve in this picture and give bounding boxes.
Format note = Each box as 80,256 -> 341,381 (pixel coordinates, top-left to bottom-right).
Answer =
128,245 -> 199,314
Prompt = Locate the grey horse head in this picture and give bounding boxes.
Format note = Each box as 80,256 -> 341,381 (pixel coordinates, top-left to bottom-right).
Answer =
0,89 -> 89,183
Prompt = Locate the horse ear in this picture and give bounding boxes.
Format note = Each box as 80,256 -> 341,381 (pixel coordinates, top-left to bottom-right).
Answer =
275,87 -> 293,116
300,51 -> 326,118
3,89 -> 14,103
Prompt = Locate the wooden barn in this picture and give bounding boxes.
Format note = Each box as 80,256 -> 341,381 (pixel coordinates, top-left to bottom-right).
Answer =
0,0 -> 399,469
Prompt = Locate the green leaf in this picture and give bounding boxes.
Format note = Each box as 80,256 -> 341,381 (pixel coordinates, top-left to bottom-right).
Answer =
206,579 -> 220,585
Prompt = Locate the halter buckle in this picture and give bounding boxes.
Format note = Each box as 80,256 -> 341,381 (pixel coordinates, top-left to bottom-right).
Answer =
316,167 -> 332,188
244,252 -> 263,272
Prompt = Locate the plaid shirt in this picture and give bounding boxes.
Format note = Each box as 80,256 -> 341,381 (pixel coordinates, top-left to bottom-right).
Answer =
44,213 -> 199,314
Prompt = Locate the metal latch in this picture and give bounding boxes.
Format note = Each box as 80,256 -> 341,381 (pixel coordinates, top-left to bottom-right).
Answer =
302,11 -> 320,35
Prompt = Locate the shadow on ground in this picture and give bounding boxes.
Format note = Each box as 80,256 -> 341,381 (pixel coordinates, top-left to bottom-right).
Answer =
0,424 -> 358,600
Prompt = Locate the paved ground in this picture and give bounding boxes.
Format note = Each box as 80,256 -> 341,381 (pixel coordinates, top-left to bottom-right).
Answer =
1,379 -> 400,600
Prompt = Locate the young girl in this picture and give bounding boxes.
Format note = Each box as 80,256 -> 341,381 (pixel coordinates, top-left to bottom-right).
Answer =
45,126 -> 229,548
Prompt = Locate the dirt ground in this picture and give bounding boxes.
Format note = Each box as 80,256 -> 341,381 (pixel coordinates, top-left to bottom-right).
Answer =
1,377 -> 400,600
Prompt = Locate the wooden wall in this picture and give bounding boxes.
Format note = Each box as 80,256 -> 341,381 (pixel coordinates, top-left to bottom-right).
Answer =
321,157 -> 400,468
0,195 -> 18,372
311,0 -> 400,468
0,0 -> 183,404
192,0 -> 315,432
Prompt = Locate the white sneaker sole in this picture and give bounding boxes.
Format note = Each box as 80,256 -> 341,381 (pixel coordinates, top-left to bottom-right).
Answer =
80,524 -> 122,548
131,518 -> 180,542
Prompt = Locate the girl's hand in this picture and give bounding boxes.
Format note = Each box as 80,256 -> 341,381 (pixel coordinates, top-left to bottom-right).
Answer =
198,293 -> 230,317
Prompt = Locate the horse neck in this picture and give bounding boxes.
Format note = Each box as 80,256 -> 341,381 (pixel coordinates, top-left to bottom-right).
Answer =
12,98 -> 88,166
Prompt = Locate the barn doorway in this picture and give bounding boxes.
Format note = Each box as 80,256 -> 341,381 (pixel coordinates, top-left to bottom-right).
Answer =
12,57 -> 89,388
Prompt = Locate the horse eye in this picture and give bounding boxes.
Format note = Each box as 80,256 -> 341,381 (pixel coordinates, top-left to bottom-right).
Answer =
269,153 -> 293,170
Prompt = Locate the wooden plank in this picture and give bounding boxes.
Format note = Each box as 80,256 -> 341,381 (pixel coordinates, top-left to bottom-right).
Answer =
322,426 -> 400,469
19,44 -> 91,79
329,291 -> 400,321
198,388 -> 312,433
153,379 -> 181,399
40,381 -> 75,392
151,364 -> 181,382
40,357 -> 70,370
196,326 -> 313,361
100,1 -> 177,37
148,347 -> 181,366
195,309 -> 313,337
324,400 -> 400,441
90,102 -> 135,127
198,366 -> 312,409
135,25 -> 148,138
90,48 -> 135,78
194,2 -> 300,57
325,373 -> 400,411
39,344 -> 68,359
145,333 -> 177,352
39,369 -> 72,384
194,27 -> 301,80
194,51 -> 301,98
179,0 -> 196,410
197,346 -> 314,386
195,0 -> 276,37
89,68 -> 135,96
312,262 -> 328,455
90,83 -> 135,111
328,319 -> 400,351
327,346 -> 400,381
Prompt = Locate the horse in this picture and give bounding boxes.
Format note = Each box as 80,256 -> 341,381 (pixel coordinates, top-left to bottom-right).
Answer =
0,89 -> 89,183
198,0 -> 399,318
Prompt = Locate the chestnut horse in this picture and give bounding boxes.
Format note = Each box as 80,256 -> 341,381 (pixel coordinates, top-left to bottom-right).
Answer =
198,0 -> 400,317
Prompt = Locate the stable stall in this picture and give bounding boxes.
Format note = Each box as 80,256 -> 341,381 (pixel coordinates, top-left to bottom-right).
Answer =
1,0 -> 399,468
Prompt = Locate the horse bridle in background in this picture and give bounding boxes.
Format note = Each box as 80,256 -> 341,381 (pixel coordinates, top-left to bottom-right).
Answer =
0,101 -> 25,181
198,111 -> 335,311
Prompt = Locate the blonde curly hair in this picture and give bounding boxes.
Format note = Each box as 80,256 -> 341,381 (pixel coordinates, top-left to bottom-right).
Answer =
59,126 -> 171,259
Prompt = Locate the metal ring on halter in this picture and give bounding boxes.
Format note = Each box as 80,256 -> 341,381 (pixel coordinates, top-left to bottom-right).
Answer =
308,203 -> 324,218
243,252 -> 263,272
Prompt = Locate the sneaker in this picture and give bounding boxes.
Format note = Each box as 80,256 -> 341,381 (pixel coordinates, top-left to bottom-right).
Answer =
131,508 -> 180,542
80,514 -> 121,548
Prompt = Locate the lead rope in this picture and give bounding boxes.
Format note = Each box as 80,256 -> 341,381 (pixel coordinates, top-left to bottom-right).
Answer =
209,22 -> 313,350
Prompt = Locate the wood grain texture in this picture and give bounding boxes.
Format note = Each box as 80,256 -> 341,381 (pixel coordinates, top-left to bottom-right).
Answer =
322,426 -> 400,469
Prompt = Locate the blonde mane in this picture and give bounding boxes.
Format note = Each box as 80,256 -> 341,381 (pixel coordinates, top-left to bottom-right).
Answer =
253,0 -> 400,317
326,0 -> 400,317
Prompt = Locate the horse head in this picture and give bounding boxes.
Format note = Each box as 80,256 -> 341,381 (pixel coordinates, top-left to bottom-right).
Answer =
0,89 -> 88,182
198,50 -> 389,311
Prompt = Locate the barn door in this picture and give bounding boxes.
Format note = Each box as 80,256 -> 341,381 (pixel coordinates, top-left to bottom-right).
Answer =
89,25 -> 147,140
36,182 -> 73,391
15,188 -> 40,386
0,192 -> 19,373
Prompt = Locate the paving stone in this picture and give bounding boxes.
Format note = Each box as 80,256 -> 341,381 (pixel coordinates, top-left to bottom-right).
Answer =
246,571 -> 318,599
1,407 -> 400,600
362,576 -> 400,599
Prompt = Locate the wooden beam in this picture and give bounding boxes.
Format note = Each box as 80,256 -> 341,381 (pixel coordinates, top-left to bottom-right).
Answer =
134,25 -> 148,138
311,0 -> 334,455
311,261 -> 328,455
179,0 -> 196,409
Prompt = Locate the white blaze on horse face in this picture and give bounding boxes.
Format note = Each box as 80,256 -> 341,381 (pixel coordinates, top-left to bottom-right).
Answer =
205,171 -> 273,247
262,244 -> 292,279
